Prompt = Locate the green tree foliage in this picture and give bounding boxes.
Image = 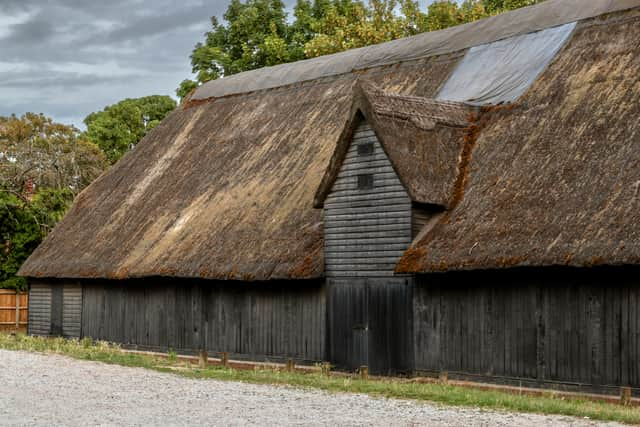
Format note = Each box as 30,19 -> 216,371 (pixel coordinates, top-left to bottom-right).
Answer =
0,113 -> 106,290
187,0 -> 292,85
0,188 -> 73,290
178,0 -> 545,99
176,79 -> 200,101
0,113 -> 107,195
83,95 -> 177,164
482,0 -> 541,14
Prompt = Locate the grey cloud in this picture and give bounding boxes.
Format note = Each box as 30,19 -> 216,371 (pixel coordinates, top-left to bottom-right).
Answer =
2,14 -> 57,44
82,4 -> 217,46
0,70 -> 141,89
0,0 -> 307,127
0,0 -> 236,127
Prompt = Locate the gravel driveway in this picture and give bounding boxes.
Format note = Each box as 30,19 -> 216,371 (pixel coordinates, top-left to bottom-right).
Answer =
0,349 -> 625,426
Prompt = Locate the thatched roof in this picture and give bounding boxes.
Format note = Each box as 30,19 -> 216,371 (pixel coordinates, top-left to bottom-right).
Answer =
314,82 -> 475,208
397,9 -> 640,273
18,52 -> 460,281
19,1 -> 640,281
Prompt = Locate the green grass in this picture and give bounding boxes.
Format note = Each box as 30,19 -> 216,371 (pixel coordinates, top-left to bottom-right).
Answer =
1,332 -> 639,424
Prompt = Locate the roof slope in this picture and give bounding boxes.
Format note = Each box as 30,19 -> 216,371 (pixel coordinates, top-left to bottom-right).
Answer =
314,82 -> 474,208
192,0 -> 640,100
18,55 -> 460,281
397,11 -> 640,273
19,4 -> 640,281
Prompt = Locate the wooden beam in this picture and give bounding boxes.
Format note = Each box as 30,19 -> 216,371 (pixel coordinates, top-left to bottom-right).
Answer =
621,387 -> 632,406
198,350 -> 208,369
15,291 -> 19,328
359,365 -> 369,380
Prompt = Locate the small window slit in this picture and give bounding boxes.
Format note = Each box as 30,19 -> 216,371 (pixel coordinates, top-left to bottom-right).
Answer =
357,143 -> 374,156
357,174 -> 374,190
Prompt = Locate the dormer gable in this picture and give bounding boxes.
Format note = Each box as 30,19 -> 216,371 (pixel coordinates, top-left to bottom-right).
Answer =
314,82 -> 477,210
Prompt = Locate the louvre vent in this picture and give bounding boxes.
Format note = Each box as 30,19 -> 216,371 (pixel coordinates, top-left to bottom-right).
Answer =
357,142 -> 374,156
357,174 -> 374,189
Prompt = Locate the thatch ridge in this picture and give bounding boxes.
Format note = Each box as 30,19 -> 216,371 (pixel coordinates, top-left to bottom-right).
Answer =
192,0 -> 640,101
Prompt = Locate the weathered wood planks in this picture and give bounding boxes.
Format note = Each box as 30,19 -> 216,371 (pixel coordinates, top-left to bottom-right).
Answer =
80,279 -> 326,362
413,267 -> 640,392
325,122 -> 412,279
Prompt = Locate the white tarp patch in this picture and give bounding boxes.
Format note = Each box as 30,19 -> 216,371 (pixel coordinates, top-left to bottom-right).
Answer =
437,21 -> 577,105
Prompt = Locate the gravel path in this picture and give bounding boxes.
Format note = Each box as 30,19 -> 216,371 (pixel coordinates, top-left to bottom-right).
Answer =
0,349 -> 625,427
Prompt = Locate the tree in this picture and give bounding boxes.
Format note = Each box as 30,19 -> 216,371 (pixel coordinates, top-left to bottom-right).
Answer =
187,0 -> 290,84
0,113 -> 106,291
176,79 -> 199,101
83,95 -> 176,164
304,0 -> 411,58
0,188 -> 73,290
0,113 -> 107,196
482,0 -> 542,14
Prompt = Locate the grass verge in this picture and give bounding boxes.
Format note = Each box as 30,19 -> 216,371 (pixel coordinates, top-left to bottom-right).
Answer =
1,332 -> 638,424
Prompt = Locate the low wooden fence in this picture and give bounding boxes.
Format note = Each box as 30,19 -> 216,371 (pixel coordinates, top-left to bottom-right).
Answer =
0,289 -> 28,331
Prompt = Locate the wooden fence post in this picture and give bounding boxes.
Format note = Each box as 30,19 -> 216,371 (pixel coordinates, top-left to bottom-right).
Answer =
286,359 -> 295,372
359,365 -> 369,380
321,362 -> 331,376
15,290 -> 19,328
198,350 -> 208,369
621,386 -> 632,406
220,351 -> 229,367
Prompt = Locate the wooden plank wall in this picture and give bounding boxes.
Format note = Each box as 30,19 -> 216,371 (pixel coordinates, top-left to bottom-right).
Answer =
50,286 -> 63,336
324,122 -> 412,278
81,279 -> 326,362
323,121 -> 415,373
0,289 -> 28,330
414,267 -> 640,391
411,205 -> 440,239
28,283 -> 51,336
27,281 -> 82,337
62,284 -> 82,338
328,278 -> 413,374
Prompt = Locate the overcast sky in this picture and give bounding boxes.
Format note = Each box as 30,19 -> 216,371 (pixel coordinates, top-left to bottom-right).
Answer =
0,0 -> 234,128
0,0 -> 438,129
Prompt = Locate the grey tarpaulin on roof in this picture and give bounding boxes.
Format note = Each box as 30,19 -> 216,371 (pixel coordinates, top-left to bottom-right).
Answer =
436,22 -> 576,105
191,0 -> 640,100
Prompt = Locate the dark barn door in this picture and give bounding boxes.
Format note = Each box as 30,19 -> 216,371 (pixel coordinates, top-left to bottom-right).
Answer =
328,278 -> 413,374
50,285 -> 63,336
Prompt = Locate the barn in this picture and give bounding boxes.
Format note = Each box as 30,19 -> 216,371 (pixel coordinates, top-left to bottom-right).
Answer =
19,0 -> 640,395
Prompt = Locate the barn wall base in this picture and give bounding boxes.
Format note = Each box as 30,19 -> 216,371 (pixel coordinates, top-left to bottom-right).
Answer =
414,266 -> 640,393
79,278 -> 327,362
26,266 -> 640,396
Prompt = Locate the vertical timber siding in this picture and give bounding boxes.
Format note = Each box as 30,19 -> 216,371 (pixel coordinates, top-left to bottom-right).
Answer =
328,278 -> 413,374
411,204 -> 442,239
324,120 -> 414,373
324,121 -> 412,278
81,279 -> 326,362
28,281 -> 82,337
28,282 -> 51,336
62,283 -> 82,338
414,267 -> 640,394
